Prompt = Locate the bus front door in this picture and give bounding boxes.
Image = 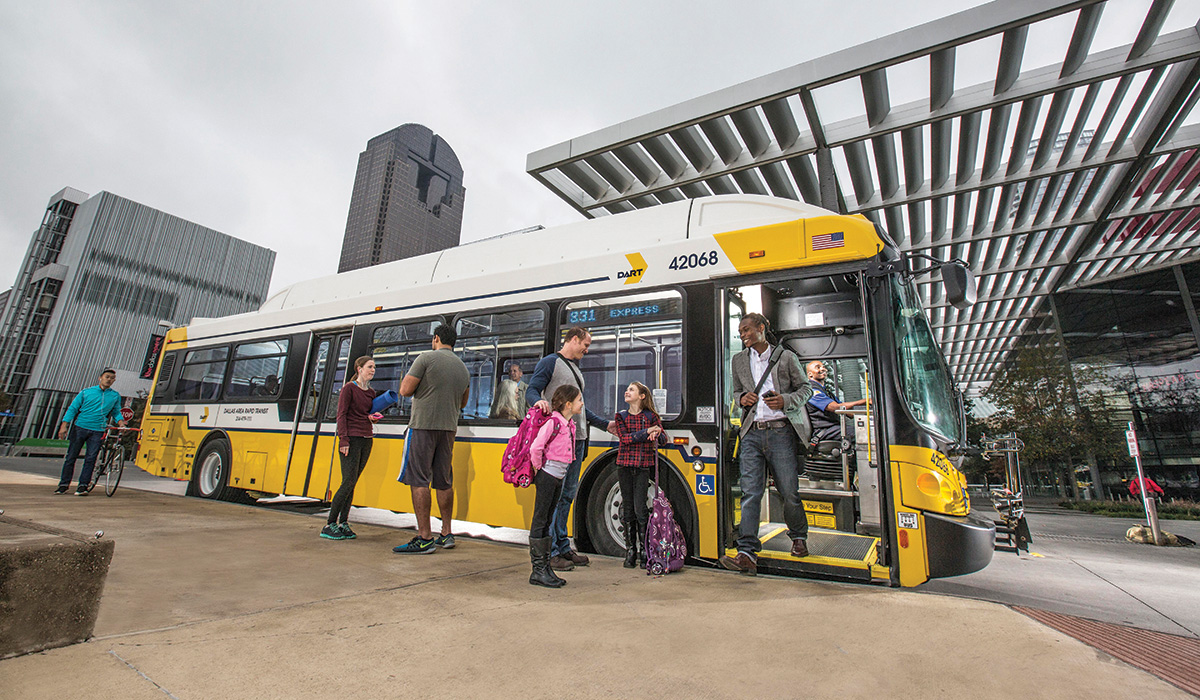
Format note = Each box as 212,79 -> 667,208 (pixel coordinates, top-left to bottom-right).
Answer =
718,283 -> 885,582
283,331 -> 352,500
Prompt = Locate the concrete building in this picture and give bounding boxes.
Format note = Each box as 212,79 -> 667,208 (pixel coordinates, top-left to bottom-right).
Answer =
338,124 -> 465,272
0,188 -> 276,441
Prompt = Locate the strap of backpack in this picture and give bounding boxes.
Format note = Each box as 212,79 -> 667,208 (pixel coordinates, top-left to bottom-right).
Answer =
558,354 -> 586,395
740,345 -> 786,425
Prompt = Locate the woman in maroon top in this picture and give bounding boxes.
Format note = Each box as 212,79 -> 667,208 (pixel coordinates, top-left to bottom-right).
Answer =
613,381 -> 668,568
321,356 -> 383,540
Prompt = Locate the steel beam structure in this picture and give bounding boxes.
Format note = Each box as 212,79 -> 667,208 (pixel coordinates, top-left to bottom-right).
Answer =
527,0 -> 1200,394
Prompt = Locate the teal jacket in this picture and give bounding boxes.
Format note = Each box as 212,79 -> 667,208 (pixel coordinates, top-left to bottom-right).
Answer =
62,386 -> 123,431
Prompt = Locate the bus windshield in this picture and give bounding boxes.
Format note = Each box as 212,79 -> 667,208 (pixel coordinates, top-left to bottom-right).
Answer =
892,276 -> 960,443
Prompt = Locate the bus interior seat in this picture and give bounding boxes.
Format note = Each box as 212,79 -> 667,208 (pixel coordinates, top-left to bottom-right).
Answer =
254,375 -> 280,396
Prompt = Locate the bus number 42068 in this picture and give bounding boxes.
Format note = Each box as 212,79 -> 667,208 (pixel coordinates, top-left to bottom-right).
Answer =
669,251 -> 719,270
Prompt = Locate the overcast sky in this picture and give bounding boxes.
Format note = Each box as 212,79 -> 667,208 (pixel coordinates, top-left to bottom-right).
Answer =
0,0 -> 1117,298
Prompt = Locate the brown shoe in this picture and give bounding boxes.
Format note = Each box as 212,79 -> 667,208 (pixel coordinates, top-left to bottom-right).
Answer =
549,555 -> 575,571
563,549 -> 589,566
790,539 -> 810,558
718,552 -> 757,576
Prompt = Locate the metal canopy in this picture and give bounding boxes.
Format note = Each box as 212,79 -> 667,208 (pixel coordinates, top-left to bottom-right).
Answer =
527,0 -> 1200,394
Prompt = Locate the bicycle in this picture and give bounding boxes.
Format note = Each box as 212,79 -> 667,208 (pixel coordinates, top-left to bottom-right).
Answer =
85,427 -> 141,497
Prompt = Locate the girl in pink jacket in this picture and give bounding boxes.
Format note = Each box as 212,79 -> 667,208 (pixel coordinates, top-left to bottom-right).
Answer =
527,384 -> 581,588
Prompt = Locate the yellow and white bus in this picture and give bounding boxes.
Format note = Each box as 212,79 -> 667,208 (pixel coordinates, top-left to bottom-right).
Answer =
135,194 -> 993,587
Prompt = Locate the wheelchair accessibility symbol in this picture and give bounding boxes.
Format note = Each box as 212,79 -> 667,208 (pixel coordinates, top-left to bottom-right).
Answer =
695,474 -> 715,495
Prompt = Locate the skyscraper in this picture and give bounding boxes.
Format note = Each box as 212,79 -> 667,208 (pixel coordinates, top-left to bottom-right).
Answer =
338,124 -> 466,272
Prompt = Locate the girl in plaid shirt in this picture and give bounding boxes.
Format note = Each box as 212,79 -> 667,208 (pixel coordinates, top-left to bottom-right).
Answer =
614,381 -> 668,569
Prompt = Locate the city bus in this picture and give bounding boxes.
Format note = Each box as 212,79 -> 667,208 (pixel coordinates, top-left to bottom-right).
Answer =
135,194 -> 994,587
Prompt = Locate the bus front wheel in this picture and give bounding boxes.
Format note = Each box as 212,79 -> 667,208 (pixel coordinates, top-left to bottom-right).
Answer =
584,462 -> 662,558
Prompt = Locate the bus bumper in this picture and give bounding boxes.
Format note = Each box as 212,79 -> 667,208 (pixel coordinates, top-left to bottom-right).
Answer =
925,511 -> 995,579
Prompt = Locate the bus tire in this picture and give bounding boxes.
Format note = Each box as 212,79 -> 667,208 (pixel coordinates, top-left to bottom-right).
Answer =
583,460 -> 697,559
189,438 -> 232,500
222,487 -> 258,505
584,462 -> 629,557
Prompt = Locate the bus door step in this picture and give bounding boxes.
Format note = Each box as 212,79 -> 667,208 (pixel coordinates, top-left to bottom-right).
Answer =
757,526 -> 878,565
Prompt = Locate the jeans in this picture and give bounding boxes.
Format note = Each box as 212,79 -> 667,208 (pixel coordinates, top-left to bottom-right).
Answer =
618,466 -> 650,538
58,426 -> 105,490
735,426 -> 808,555
329,437 -> 372,525
548,439 -> 587,557
530,468 -> 565,539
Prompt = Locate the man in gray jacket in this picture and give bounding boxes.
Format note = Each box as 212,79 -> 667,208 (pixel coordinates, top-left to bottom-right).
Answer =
720,313 -> 813,575
526,327 -> 616,571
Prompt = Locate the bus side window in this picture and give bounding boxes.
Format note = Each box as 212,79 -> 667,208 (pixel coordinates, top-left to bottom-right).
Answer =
563,290 -> 684,421
454,308 -> 546,421
369,319 -> 439,420
176,347 -> 229,402
225,338 -> 289,400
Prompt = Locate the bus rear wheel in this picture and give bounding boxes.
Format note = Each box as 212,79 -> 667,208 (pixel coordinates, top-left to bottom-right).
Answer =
187,438 -> 257,503
189,439 -> 231,500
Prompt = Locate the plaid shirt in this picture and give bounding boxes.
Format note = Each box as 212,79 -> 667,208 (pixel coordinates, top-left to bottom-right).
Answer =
614,410 -> 667,468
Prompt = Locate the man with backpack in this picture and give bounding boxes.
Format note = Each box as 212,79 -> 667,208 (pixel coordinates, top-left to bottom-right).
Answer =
526,327 -> 616,571
720,313 -> 813,576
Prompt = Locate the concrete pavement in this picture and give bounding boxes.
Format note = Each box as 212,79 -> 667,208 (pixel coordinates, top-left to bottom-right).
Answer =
922,505 -> 1200,637
0,468 -> 1192,699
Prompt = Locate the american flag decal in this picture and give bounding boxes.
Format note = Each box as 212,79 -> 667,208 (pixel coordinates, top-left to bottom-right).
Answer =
812,231 -> 845,250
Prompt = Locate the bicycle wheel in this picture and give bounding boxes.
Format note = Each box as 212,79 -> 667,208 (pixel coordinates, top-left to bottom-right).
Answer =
105,449 -> 124,496
86,449 -> 107,493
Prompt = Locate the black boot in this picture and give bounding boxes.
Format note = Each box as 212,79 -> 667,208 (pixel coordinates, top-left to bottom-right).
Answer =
623,521 -> 638,569
637,527 -> 648,569
529,536 -> 565,588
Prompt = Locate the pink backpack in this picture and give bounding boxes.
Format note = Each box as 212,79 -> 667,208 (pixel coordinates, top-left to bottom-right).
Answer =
501,406 -> 560,488
645,458 -> 687,575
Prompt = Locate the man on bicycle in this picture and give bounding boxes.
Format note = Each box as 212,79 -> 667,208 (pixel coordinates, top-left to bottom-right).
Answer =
55,368 -> 127,496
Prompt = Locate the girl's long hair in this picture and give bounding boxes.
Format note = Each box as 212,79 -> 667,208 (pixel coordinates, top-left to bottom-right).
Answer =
551,384 -> 581,414
629,381 -> 659,421
352,356 -> 373,382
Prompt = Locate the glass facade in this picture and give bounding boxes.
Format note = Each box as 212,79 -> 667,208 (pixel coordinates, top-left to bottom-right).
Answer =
1052,260 -> 1200,500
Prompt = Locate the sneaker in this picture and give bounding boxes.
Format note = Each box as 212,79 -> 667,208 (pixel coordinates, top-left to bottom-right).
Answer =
75,488 -> 89,497
319,524 -> 345,540
338,523 -> 357,539
393,536 -> 436,554
54,485 -> 69,495
434,533 -> 456,549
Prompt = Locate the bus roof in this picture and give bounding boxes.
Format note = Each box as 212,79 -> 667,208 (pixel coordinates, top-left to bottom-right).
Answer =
181,195 -> 869,344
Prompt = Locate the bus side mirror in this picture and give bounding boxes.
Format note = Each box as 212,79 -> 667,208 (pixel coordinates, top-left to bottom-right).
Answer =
941,263 -> 976,310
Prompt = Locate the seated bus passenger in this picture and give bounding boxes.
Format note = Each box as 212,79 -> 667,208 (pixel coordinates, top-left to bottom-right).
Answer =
490,362 -> 528,419
805,361 -> 866,442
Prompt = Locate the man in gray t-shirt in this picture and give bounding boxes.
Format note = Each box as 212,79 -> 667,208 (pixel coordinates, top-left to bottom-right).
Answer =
393,324 -> 470,555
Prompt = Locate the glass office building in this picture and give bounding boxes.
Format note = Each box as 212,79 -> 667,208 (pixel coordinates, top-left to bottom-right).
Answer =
1049,260 -> 1200,500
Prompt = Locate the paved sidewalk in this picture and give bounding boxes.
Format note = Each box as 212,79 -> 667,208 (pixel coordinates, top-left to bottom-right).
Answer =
922,506 -> 1200,637
0,469 -> 1192,699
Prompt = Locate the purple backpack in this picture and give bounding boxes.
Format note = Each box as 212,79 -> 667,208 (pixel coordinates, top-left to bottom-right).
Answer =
501,406 -> 559,488
645,458 -> 686,575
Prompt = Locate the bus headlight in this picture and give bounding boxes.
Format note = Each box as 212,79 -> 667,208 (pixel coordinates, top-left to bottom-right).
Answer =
692,460 -> 705,473
916,472 -> 941,496
898,461 -> 967,516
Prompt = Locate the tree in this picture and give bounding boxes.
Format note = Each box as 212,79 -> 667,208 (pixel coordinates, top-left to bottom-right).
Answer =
984,345 -> 1124,499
